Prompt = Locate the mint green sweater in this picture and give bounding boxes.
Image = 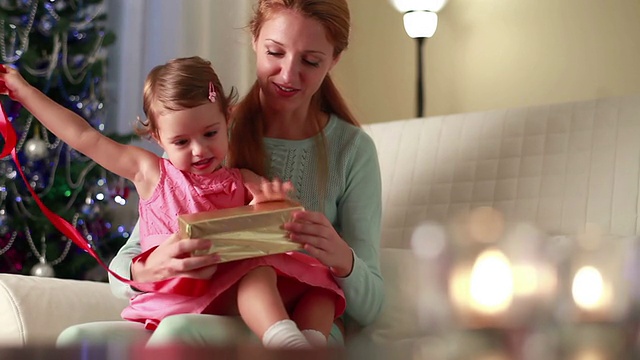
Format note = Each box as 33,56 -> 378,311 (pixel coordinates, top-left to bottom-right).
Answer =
109,114 -> 384,328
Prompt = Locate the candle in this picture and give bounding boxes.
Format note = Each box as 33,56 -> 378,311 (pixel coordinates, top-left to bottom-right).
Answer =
571,265 -> 611,313
449,247 -> 515,328
448,208 -> 557,329
562,226 -> 636,323
468,248 -> 514,315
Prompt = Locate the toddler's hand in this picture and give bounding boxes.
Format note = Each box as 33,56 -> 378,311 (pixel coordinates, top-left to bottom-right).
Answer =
0,64 -> 31,101
247,178 -> 294,205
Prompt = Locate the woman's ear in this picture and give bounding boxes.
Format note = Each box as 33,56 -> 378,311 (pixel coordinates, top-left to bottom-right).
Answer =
328,53 -> 342,73
227,106 -> 235,126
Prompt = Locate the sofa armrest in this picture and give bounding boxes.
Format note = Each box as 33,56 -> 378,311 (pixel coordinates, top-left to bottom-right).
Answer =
0,274 -> 129,346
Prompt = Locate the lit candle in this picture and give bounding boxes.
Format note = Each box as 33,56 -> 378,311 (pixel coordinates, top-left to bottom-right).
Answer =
468,248 -> 514,315
563,225 -> 634,323
449,247 -> 515,328
571,265 -> 610,312
447,208 -> 557,329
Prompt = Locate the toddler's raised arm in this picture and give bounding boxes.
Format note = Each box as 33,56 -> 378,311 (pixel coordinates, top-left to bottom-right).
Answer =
0,65 -> 158,195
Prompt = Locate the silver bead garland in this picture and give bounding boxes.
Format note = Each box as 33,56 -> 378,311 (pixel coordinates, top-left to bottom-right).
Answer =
0,0 -> 38,63
0,232 -> 17,256
25,225 -> 73,267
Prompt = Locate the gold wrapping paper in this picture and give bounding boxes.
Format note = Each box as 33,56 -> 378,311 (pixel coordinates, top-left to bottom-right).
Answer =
178,200 -> 304,263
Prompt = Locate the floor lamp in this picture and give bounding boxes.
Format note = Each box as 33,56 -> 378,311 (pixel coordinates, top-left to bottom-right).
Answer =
389,1 -> 446,118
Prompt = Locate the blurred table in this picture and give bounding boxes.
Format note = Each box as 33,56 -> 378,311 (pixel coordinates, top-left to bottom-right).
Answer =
2,328 -> 639,360
0,344 -> 351,360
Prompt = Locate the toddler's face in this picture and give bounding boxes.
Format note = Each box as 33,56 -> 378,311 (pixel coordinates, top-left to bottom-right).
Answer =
154,102 -> 229,175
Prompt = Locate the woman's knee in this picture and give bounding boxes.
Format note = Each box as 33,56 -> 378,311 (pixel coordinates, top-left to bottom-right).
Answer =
57,325 -> 87,347
149,314 -> 253,346
151,315 -> 197,341
328,323 -> 345,346
56,321 -> 149,347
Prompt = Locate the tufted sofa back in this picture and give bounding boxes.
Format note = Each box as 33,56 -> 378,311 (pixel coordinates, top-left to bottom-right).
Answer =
364,94 -> 640,249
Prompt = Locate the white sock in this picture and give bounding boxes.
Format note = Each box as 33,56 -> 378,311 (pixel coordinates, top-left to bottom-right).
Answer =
301,329 -> 327,347
262,319 -> 310,349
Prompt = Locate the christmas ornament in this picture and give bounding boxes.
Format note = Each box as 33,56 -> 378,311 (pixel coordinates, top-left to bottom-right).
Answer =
25,229 -> 68,278
24,137 -> 49,161
30,259 -> 55,277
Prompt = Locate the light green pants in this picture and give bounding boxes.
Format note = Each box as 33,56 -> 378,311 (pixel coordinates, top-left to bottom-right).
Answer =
56,314 -> 345,347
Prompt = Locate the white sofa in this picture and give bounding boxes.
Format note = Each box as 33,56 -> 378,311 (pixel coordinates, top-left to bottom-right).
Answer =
1,94 -> 639,348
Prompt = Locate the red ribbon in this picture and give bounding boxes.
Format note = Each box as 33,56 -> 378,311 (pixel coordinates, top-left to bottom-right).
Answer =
0,70 -> 137,286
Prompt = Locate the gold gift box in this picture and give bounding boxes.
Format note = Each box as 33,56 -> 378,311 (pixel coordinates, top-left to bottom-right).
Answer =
178,200 -> 304,263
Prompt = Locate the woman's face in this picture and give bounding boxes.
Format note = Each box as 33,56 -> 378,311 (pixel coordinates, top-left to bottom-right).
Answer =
253,9 -> 339,113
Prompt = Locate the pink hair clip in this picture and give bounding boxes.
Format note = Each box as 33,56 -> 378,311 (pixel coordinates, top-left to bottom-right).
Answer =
208,81 -> 217,103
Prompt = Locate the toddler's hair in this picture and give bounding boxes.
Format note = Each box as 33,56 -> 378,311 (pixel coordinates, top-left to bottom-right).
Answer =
135,56 -> 237,139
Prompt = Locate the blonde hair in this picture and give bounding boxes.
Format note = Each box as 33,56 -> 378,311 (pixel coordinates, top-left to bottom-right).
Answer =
228,0 -> 358,177
135,56 -> 236,139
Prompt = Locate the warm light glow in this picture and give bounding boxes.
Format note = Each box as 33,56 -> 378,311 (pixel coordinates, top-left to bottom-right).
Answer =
467,206 -> 505,243
411,222 -> 446,259
469,249 -> 513,314
403,11 -> 438,38
572,266 -> 605,311
572,347 -> 607,360
512,264 -> 539,296
389,0 -> 448,13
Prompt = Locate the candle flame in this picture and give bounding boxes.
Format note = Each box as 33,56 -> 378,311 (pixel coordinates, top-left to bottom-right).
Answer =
572,266 -> 605,311
469,249 -> 513,314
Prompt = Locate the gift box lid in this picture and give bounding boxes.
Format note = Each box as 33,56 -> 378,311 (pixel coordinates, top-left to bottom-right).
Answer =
178,200 -> 304,238
178,200 -> 304,261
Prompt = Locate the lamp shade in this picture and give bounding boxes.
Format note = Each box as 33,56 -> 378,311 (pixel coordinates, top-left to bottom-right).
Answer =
389,0 -> 448,13
403,11 -> 438,38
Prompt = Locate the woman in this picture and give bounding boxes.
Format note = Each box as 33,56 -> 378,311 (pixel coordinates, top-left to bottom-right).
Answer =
58,0 -> 383,347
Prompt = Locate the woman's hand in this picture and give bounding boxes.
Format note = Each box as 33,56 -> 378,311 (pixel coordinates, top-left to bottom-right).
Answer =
131,233 -> 220,283
284,210 -> 354,277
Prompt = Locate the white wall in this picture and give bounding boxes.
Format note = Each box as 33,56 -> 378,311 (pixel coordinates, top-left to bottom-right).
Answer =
333,0 -> 640,123
105,0 -> 254,145
105,0 -> 640,127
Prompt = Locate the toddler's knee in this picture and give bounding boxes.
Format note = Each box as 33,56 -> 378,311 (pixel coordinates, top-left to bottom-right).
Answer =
240,266 -> 277,287
249,266 -> 277,278
306,287 -> 337,303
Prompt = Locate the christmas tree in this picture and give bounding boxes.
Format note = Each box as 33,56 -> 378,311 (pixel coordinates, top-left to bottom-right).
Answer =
0,0 -> 134,280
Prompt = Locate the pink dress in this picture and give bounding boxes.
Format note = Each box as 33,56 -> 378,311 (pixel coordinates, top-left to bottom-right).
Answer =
121,159 -> 345,330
